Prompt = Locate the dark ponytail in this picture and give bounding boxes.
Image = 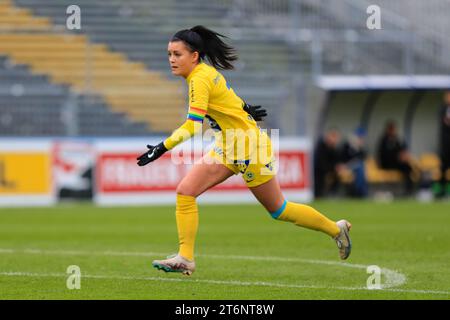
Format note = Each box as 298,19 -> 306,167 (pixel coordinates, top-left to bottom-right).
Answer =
171,25 -> 238,70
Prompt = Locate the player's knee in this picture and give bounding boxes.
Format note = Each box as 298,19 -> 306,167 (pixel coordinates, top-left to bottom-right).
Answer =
176,182 -> 198,198
268,199 -> 288,220
259,197 -> 287,217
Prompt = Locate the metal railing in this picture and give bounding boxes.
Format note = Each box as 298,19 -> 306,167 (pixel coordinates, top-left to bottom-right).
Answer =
218,0 -> 450,76
2,0 -> 449,138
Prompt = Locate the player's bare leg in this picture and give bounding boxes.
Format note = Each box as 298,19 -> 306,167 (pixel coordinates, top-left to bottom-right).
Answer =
249,176 -> 352,259
175,154 -> 235,197
152,154 -> 235,275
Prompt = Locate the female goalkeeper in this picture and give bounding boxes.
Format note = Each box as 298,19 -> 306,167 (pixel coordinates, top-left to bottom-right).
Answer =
137,26 -> 351,275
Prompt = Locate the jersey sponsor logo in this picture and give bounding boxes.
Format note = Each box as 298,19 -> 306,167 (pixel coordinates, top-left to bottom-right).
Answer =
244,171 -> 255,182
205,115 -> 221,131
213,74 -> 221,85
233,159 -> 250,174
213,146 -> 224,156
190,80 -> 195,103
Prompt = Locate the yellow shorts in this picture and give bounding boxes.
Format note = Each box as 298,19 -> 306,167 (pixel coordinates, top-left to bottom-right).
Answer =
207,136 -> 276,188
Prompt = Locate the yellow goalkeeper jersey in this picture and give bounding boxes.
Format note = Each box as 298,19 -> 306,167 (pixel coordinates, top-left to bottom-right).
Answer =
185,62 -> 257,132
164,62 -> 268,161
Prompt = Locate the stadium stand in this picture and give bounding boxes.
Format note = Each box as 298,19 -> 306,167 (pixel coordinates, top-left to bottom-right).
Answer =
10,0 -> 306,134
2,0 -> 450,191
0,55 -> 151,136
4,0 -> 449,136
360,0 -> 450,71
1,0 -> 185,134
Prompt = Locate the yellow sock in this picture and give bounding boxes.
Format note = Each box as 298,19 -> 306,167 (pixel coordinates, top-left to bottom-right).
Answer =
271,200 -> 340,237
176,194 -> 198,261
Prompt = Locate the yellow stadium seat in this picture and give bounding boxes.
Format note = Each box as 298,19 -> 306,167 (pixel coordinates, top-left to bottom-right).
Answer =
365,158 -> 403,183
0,3 -> 185,132
419,153 -> 450,180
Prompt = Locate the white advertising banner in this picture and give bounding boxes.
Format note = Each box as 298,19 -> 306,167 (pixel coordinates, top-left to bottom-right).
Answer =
53,140 -> 95,200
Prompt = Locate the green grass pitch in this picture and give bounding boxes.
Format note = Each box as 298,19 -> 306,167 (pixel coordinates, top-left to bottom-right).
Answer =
0,200 -> 449,299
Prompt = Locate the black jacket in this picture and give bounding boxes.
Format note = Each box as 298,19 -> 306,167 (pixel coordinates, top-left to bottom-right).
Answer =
314,138 -> 341,174
341,141 -> 367,165
439,104 -> 450,156
377,134 -> 407,169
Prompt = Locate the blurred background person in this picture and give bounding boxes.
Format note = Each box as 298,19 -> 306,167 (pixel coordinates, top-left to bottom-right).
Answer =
314,128 -> 345,198
377,121 -> 416,196
341,127 -> 368,198
437,90 -> 450,198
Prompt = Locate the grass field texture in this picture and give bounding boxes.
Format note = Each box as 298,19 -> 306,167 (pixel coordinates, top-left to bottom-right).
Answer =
0,200 -> 449,299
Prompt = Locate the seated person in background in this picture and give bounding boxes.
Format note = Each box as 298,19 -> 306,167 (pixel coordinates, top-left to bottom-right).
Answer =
437,91 -> 450,197
341,127 -> 368,198
314,128 -> 345,198
377,121 -> 415,195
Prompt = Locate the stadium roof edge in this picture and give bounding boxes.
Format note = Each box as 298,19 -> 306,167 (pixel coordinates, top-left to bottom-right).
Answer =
316,75 -> 450,90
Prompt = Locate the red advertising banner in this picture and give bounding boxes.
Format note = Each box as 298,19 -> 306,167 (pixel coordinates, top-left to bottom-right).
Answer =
97,151 -> 309,193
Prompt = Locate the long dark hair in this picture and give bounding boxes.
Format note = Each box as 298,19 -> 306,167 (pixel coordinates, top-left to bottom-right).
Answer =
171,25 -> 238,70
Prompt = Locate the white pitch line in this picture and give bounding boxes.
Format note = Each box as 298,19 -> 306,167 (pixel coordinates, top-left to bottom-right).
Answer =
0,247 -> 438,294
0,271 -> 449,296
0,271 -> 366,292
0,247 -> 407,289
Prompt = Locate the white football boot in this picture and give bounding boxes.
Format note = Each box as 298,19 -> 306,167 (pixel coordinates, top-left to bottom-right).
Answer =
152,254 -> 196,276
334,220 -> 352,260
